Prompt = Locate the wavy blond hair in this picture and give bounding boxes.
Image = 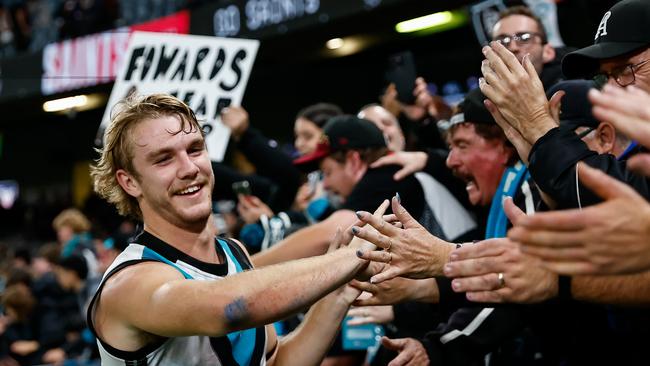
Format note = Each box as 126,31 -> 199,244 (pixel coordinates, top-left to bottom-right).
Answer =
91,94 -> 203,219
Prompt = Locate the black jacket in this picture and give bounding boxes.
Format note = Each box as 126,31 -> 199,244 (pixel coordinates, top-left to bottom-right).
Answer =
528,127 -> 650,208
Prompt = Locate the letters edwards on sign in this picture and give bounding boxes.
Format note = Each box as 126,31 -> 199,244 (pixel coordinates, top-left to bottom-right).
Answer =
100,32 -> 259,162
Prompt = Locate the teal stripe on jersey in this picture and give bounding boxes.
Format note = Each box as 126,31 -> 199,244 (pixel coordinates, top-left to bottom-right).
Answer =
142,247 -> 193,279
219,239 -> 244,273
218,239 -> 257,366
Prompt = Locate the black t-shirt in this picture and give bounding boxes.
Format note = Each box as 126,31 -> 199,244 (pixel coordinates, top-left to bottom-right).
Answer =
342,165 -> 425,219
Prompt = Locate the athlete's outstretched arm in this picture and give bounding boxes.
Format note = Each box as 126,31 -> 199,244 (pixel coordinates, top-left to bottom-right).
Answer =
94,243 -> 371,345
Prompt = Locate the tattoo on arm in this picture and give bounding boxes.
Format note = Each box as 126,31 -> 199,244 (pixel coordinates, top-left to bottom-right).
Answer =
224,297 -> 250,327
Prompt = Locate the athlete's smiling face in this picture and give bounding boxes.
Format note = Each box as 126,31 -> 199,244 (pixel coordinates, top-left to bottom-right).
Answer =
116,115 -> 214,231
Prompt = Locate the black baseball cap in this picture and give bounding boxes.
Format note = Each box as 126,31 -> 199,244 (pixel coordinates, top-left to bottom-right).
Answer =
438,88 -> 495,131
546,80 -> 599,129
562,0 -> 650,79
293,115 -> 386,172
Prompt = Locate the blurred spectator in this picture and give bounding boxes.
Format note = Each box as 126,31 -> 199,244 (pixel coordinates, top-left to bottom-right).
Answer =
358,104 -> 406,152
292,103 -> 343,219
215,103 -> 343,251
4,268 -> 31,289
54,255 -> 89,305
53,254 -> 99,360
52,208 -> 99,277
9,249 -> 29,272
294,102 -> 343,156
52,208 -> 91,254
30,242 -> 59,280
1,283 -> 40,366
92,219 -> 135,266
30,252 -> 83,364
220,105 -> 303,213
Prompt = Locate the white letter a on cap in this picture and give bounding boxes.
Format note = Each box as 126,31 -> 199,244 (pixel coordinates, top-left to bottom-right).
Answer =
595,11 -> 611,40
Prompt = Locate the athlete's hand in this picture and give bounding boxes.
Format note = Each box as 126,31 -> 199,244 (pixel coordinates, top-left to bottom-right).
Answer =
347,200 -> 391,253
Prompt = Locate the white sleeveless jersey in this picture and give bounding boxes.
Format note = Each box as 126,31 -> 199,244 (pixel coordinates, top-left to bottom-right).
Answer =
87,232 -> 268,366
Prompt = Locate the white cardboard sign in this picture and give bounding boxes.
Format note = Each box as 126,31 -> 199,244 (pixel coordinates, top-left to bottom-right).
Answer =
99,31 -> 259,162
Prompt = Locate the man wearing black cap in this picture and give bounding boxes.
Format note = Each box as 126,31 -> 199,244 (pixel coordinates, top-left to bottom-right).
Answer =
404,88 -> 541,365
355,88 -> 538,284
526,79 -> 642,208
562,0 -> 650,92
552,81 -> 632,157
252,115 -> 459,267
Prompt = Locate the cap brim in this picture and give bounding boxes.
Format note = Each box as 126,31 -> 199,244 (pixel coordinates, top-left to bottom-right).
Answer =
293,144 -> 330,173
562,41 -> 648,79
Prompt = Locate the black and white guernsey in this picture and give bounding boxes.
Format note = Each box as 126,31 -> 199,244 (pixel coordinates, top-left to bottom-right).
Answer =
87,231 -> 267,366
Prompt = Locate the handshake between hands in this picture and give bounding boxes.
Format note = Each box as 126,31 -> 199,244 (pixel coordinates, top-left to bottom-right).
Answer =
338,194 -> 563,307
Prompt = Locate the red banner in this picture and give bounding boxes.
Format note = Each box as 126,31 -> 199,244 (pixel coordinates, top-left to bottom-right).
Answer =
42,10 -> 190,95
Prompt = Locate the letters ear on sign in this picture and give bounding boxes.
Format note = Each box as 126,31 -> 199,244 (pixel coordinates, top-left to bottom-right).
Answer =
100,32 -> 259,162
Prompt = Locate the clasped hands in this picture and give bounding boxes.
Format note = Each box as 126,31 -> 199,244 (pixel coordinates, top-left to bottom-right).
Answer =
346,196 -> 560,305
